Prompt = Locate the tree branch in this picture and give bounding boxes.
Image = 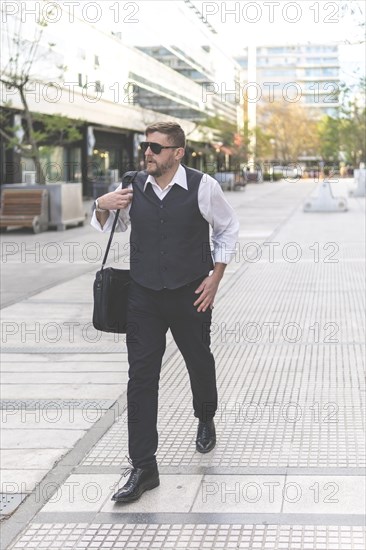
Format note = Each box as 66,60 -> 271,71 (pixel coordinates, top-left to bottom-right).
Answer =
0,126 -> 15,143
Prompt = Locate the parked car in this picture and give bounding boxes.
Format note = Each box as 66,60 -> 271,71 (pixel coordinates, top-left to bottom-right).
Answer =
243,169 -> 262,183
272,165 -> 302,180
214,172 -> 246,191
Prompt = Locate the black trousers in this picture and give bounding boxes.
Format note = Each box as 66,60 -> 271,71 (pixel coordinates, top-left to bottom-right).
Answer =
126,277 -> 217,468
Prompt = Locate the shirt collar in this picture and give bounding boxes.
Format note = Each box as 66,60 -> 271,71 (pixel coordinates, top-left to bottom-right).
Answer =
143,164 -> 188,192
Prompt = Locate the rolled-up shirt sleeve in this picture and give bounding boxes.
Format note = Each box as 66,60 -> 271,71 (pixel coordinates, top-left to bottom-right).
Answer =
90,183 -> 131,233
198,174 -> 240,264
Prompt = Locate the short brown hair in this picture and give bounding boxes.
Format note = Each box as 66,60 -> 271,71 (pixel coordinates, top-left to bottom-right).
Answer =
145,122 -> 186,148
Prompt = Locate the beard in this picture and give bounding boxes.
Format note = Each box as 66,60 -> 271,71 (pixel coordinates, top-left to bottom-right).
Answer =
145,156 -> 175,177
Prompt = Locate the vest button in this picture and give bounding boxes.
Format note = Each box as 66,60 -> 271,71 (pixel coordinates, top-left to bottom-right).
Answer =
160,219 -> 164,223
160,205 -> 164,208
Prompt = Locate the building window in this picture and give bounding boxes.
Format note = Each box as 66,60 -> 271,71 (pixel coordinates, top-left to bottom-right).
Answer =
305,68 -> 338,77
306,45 -> 337,53
306,57 -> 338,64
94,55 -> 100,67
269,47 -> 285,54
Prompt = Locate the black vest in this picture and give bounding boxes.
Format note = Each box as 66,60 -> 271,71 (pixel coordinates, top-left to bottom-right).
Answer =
129,165 -> 214,290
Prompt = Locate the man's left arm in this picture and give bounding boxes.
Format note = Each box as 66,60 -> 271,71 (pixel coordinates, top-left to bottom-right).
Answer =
194,175 -> 240,312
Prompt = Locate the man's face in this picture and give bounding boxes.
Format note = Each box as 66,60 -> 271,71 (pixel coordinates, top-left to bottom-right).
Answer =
144,132 -> 183,177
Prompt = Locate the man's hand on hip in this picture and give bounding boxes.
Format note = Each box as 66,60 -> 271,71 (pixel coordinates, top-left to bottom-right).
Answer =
193,263 -> 227,312
193,273 -> 220,313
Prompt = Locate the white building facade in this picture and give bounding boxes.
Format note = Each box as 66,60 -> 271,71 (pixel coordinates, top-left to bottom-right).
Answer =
0,1 -> 242,192
236,43 -> 341,119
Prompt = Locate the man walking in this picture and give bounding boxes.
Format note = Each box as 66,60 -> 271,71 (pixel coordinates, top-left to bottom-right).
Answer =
91,122 -> 239,503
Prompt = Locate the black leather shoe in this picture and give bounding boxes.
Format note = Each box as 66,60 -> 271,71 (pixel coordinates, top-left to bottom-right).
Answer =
111,465 -> 159,503
196,419 -> 216,453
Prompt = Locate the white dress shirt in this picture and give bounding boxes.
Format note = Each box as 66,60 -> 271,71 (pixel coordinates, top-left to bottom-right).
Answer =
90,164 -> 239,264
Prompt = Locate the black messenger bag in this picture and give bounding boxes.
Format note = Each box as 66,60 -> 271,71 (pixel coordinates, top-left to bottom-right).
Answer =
92,171 -> 138,333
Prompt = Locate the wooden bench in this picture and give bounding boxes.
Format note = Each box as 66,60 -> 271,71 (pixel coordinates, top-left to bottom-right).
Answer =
0,188 -> 49,233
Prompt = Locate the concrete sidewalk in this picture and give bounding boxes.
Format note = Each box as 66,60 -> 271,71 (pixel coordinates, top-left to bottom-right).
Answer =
1,179 -> 365,549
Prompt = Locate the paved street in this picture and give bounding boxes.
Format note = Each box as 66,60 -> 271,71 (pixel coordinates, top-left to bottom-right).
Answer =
1,178 -> 365,549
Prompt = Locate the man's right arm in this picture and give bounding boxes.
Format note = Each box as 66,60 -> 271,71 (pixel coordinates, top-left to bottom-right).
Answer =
91,187 -> 133,231
95,209 -> 110,228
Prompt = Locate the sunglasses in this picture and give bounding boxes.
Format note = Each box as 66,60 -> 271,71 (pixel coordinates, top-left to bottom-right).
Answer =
140,141 -> 180,155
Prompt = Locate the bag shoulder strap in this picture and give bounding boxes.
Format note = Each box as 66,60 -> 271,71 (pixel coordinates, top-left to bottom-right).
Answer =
101,170 -> 139,269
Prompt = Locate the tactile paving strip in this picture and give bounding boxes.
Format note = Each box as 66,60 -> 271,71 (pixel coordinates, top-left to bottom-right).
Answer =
81,341 -> 365,468
8,523 -> 366,549
1,346 -> 126,354
212,261 -> 365,345
0,399 -> 115,410
160,344 -> 365,409
81,403 -> 365,468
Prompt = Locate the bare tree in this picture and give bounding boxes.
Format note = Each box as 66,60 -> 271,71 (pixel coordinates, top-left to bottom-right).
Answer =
0,1 -> 76,183
258,102 -> 320,164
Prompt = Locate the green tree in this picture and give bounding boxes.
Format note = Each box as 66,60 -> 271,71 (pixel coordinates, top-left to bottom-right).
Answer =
201,116 -> 237,145
315,78 -> 365,167
317,115 -> 340,163
338,78 -> 366,166
254,126 -> 272,161
200,116 -> 252,167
